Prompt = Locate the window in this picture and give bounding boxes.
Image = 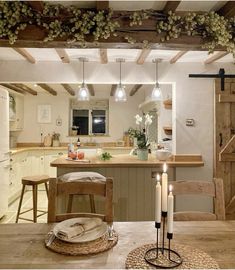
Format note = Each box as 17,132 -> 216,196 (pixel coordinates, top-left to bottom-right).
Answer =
70,99 -> 109,136
92,110 -> 106,134
72,109 -> 89,135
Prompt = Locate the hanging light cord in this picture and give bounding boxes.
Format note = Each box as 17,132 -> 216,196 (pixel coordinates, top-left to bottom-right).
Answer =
119,60 -> 122,85
82,59 -> 85,85
155,60 -> 159,87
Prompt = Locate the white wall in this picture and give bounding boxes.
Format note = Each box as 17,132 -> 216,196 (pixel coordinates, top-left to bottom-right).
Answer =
1,60 -> 234,212
18,85 -> 145,144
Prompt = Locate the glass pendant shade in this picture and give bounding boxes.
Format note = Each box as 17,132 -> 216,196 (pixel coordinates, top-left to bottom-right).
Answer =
77,58 -> 90,101
115,59 -> 127,102
115,83 -> 127,102
151,59 -> 162,101
77,82 -> 89,101
151,82 -> 162,101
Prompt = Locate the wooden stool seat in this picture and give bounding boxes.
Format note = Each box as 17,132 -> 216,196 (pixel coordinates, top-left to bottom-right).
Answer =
22,175 -> 50,185
16,175 -> 50,223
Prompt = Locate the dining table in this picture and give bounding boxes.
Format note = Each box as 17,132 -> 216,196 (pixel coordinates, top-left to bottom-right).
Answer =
0,220 -> 234,269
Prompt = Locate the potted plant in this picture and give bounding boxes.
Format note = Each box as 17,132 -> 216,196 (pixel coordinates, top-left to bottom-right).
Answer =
52,132 -> 60,147
128,114 -> 153,161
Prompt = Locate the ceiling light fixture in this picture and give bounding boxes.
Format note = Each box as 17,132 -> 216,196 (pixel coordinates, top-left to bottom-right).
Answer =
151,59 -> 162,101
77,57 -> 90,101
115,58 -> 127,102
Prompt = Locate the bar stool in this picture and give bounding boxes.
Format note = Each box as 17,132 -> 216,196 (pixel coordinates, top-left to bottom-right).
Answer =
58,172 -> 106,214
15,175 -> 50,223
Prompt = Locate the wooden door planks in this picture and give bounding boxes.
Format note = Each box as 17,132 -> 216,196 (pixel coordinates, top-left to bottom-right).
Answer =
214,78 -> 235,212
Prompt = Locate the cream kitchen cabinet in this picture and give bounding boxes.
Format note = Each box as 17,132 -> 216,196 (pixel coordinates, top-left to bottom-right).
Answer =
44,150 -> 65,177
9,94 -> 24,131
9,152 -> 31,203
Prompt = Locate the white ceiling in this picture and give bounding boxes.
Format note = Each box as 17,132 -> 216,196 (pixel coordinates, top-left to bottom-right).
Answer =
48,1 -> 227,12
0,48 -> 233,63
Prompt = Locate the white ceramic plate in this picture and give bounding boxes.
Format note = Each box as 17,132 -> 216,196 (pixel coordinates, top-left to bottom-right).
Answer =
53,218 -> 107,243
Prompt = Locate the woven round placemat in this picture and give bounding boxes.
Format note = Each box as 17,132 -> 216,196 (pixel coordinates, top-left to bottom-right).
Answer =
45,231 -> 118,256
125,243 -> 219,269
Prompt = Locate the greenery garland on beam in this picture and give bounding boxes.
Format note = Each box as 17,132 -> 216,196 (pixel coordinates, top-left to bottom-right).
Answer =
0,1 -> 234,56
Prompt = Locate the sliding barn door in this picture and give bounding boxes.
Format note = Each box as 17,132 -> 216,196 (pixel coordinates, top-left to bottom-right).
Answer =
214,78 -> 235,218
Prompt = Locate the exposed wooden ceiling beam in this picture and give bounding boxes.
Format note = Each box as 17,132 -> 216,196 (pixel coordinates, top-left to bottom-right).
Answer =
110,84 -> 116,96
13,48 -> 36,64
87,84 -> 95,96
137,49 -> 151,65
12,84 -> 37,95
61,84 -> 75,96
100,48 -> 108,64
163,1 -> 181,13
26,1 -> 44,12
96,1 -> 109,10
55,49 -> 70,63
170,50 -> 188,64
204,52 -> 229,64
129,84 -> 143,96
0,84 -> 25,95
38,84 -> 57,96
0,28 -> 210,51
217,1 -> 235,18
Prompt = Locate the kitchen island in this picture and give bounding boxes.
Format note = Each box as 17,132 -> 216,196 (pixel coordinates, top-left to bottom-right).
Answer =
51,154 -> 204,221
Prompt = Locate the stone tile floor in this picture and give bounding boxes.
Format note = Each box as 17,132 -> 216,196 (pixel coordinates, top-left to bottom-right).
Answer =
0,190 -> 48,224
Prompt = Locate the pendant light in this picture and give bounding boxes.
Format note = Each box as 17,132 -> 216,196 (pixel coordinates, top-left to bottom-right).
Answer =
151,59 -> 162,101
77,58 -> 90,101
115,58 -> 127,102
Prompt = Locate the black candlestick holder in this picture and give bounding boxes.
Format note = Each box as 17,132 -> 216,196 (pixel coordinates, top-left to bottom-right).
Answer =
144,212 -> 183,268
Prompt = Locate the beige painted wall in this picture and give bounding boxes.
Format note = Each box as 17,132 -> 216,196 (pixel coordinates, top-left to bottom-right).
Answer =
2,61 -> 234,212
18,85 -> 145,143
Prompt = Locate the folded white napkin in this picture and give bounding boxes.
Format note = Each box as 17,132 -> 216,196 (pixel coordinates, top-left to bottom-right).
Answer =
57,218 -> 103,240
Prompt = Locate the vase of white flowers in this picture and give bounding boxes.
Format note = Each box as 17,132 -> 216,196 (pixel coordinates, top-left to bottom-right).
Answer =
128,113 -> 153,161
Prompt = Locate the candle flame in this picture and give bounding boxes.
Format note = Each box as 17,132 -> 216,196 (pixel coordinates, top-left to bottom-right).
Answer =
163,163 -> 167,173
156,174 -> 160,181
169,184 -> 173,192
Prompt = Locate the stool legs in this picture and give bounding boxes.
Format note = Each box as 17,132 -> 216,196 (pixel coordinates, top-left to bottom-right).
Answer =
32,185 -> 38,223
89,195 -> 96,213
15,184 -> 26,223
67,194 -> 73,213
67,194 -> 96,213
45,182 -> 49,198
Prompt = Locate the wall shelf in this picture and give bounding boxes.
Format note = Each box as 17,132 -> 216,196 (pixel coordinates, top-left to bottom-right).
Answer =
163,99 -> 172,110
163,126 -> 172,135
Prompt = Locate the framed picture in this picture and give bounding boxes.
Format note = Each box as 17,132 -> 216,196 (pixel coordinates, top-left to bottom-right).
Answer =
37,105 -> 52,123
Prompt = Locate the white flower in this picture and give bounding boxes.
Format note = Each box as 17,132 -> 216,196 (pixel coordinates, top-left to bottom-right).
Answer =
135,114 -> 142,125
145,114 -> 153,126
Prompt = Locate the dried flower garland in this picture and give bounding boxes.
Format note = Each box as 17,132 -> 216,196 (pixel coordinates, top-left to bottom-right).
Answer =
0,1 -> 234,55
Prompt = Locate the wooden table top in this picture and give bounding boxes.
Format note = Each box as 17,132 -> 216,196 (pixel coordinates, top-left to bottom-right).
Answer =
51,154 -> 204,168
0,221 -> 234,269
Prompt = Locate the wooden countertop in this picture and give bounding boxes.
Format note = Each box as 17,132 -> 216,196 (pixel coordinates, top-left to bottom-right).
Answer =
10,146 -> 132,155
0,221 -> 234,269
51,154 -> 204,168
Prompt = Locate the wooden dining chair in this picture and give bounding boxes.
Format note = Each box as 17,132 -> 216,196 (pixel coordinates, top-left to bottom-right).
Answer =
47,178 -> 113,223
170,178 -> 225,221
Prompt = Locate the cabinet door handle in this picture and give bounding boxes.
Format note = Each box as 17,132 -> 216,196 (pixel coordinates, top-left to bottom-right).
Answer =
58,152 -> 63,155
219,133 -> 223,147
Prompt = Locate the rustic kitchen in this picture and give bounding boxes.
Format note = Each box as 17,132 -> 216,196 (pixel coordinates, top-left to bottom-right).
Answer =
0,0 -> 235,269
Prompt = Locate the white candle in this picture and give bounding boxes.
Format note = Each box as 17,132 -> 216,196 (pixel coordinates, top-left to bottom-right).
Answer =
155,174 -> 161,224
167,184 -> 174,234
162,163 -> 168,212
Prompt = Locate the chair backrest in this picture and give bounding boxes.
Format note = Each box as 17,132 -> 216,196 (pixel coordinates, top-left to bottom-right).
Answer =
48,178 -> 113,223
170,178 -> 225,221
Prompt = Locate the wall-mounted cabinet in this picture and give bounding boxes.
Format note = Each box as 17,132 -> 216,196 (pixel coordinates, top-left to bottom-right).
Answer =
9,94 -> 24,131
